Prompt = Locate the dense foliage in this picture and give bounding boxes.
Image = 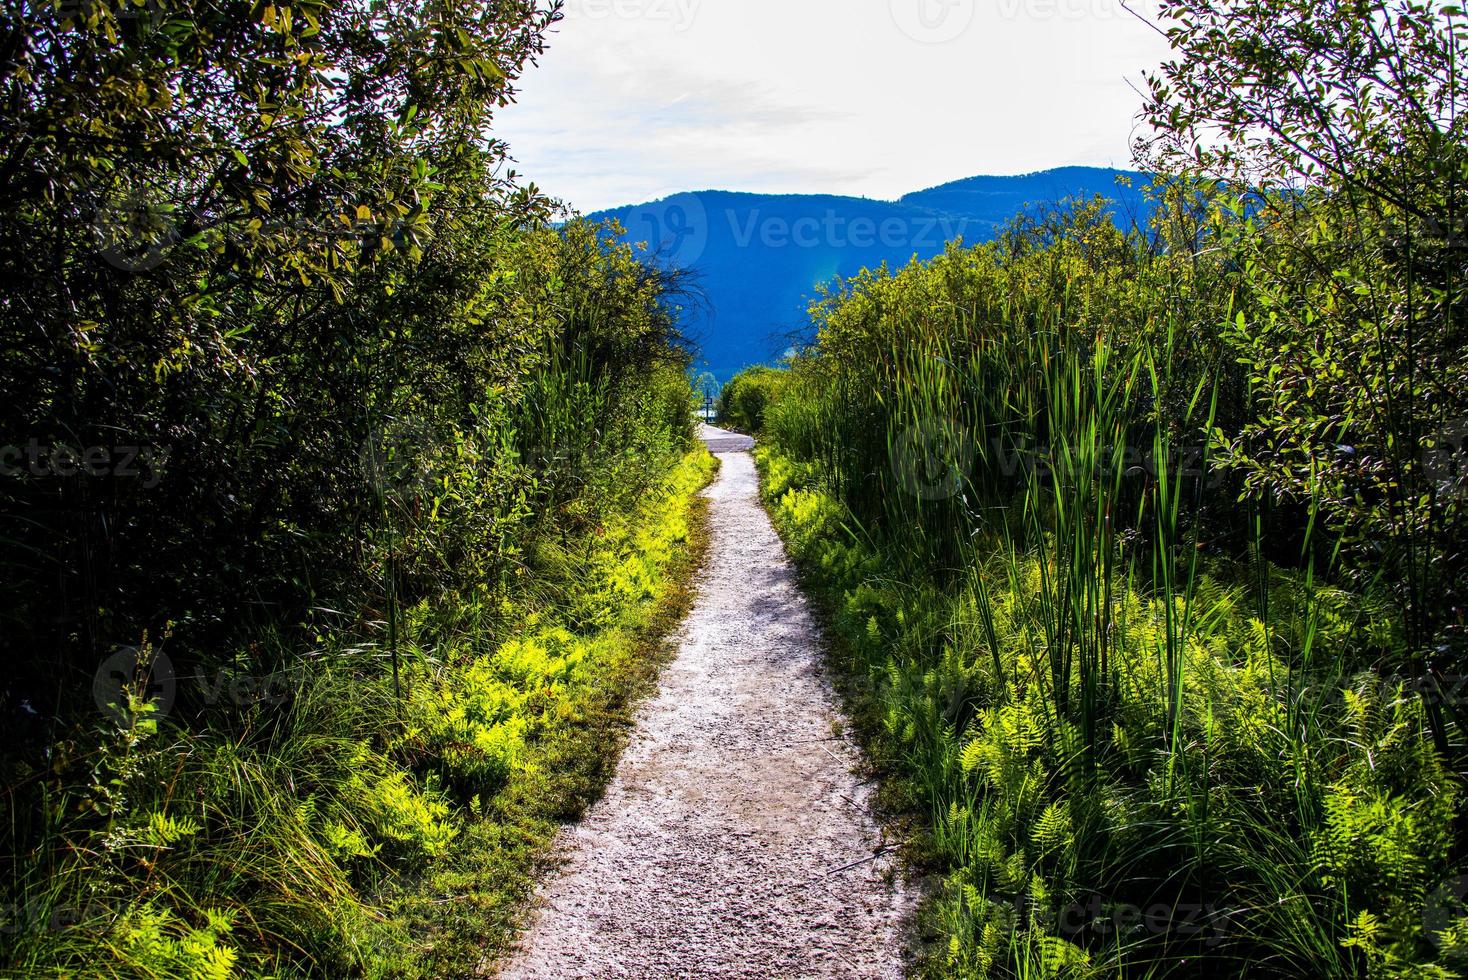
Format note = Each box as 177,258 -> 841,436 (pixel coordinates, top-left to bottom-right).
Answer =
715,364 -> 786,434
0,0 -> 707,974
735,1 -> 1468,976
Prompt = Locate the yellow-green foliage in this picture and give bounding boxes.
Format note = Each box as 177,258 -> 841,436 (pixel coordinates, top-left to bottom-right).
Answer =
756,443 -> 1460,979
716,366 -> 788,434
2,449 -> 715,979
343,746 -> 459,859
113,907 -> 239,980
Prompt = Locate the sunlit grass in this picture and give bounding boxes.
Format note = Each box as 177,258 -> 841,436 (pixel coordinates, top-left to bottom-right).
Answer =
2,447 -> 716,978
743,199 -> 1462,978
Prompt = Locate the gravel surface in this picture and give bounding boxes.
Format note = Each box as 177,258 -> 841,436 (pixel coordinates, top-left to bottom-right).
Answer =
495,427 -> 918,979
699,425 -> 755,453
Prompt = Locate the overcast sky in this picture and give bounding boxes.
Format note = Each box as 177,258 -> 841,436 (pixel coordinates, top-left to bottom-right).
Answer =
492,0 -> 1177,214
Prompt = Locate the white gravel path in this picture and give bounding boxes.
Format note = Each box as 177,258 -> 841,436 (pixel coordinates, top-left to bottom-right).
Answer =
495,426 -> 917,979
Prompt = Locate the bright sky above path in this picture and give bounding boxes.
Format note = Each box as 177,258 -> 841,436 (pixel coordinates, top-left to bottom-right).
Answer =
492,0 -> 1178,214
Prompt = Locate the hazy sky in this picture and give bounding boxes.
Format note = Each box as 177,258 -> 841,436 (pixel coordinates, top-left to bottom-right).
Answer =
492,0 -> 1177,214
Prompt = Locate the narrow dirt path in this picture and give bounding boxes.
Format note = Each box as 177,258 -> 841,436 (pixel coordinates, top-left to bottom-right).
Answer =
496,426 -> 917,979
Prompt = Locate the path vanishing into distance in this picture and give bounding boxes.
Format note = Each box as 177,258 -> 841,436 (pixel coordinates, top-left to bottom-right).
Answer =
497,425 -> 918,979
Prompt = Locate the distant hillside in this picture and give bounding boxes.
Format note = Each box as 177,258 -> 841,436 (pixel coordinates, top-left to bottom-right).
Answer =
587,167 -> 1153,382
900,166 -> 1152,226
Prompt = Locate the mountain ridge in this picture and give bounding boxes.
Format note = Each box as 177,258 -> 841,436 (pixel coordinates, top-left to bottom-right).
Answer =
586,167 -> 1153,381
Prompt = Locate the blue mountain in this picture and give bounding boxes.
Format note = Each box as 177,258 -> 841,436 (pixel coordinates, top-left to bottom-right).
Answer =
587,167 -> 1153,382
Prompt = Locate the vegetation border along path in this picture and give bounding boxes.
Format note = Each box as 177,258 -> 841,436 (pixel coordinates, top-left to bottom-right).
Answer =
496,426 -> 919,978
386,449 -> 720,977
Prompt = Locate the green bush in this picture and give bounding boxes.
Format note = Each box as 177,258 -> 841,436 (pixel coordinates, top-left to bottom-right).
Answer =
716,365 -> 787,434
0,448 -> 715,977
745,9 -> 1468,971
0,0 -> 714,973
758,442 -> 1459,978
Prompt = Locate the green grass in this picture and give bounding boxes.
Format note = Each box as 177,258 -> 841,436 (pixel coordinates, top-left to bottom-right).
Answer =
389,450 -> 718,976
738,195 -> 1467,978
0,449 -> 718,979
756,443 -> 1459,978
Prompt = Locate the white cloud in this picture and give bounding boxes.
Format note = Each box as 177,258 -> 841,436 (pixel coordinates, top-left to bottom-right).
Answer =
494,0 -> 1175,213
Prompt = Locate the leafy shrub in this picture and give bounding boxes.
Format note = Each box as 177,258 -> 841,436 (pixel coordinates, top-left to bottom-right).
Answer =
717,365 -> 787,434
746,13 -> 1468,965
758,444 -> 1459,978
0,9 -> 712,959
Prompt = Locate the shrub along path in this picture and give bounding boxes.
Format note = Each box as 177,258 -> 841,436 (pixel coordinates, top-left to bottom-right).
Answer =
496,426 -> 916,978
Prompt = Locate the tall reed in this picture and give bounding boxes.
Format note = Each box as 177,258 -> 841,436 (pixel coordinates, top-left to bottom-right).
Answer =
747,198 -> 1460,977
